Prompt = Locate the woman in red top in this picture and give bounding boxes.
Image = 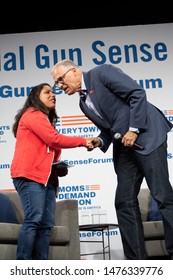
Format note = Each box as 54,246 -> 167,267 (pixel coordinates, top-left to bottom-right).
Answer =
10,83 -> 94,260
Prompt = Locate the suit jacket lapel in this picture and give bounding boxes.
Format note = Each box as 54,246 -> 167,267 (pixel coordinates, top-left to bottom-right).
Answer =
83,73 -> 103,120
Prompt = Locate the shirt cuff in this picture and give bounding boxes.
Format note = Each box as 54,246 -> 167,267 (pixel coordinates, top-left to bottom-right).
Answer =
98,137 -> 104,148
129,127 -> 140,134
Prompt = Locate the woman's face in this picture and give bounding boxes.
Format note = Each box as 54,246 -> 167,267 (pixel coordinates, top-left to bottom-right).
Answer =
39,85 -> 56,111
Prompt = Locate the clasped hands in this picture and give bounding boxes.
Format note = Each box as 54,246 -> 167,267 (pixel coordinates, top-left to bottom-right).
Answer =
85,137 -> 101,151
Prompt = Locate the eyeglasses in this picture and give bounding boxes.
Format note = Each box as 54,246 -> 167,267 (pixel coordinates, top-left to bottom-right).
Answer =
54,68 -> 74,87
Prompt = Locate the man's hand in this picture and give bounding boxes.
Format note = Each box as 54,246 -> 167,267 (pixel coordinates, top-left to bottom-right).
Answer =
122,131 -> 138,147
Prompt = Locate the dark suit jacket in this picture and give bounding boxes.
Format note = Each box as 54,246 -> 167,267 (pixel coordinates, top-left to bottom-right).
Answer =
80,64 -> 172,155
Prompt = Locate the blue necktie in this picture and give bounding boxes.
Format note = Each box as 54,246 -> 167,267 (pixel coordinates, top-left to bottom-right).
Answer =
80,90 -> 87,102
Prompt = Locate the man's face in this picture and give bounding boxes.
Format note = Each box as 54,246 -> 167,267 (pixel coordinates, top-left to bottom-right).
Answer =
52,66 -> 82,95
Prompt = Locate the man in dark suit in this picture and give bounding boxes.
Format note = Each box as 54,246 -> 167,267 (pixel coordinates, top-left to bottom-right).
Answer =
51,59 -> 173,259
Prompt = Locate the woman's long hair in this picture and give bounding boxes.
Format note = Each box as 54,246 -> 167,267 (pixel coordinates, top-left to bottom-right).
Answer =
12,83 -> 58,137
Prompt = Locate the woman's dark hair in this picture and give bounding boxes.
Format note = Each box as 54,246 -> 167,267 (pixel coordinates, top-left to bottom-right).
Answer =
12,83 -> 58,137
